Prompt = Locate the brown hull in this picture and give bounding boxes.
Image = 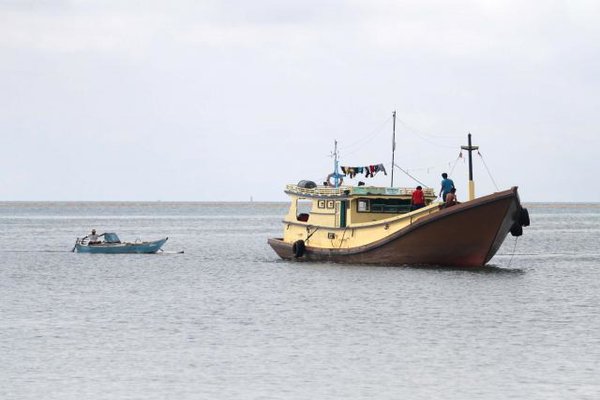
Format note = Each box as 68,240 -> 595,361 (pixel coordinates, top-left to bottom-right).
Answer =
268,187 -> 523,267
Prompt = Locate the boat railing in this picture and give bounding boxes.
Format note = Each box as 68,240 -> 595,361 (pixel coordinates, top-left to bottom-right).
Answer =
285,184 -> 348,197
286,184 -> 436,197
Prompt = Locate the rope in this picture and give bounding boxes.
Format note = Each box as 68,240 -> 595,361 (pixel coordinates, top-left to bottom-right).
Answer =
404,160 -> 460,174
393,163 -> 429,187
448,152 -> 463,177
306,226 -> 319,242
338,226 -> 349,249
506,236 -> 519,268
477,151 -> 500,191
396,119 -> 461,149
339,115 -> 393,153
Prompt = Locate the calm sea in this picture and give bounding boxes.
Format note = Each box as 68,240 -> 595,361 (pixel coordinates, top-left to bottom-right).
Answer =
1,202 -> 599,400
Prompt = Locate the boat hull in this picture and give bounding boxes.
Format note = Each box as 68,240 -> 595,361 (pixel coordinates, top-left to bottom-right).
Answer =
268,188 -> 523,267
75,238 -> 168,254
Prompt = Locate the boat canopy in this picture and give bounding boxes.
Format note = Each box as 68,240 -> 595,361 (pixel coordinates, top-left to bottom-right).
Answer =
104,233 -> 121,243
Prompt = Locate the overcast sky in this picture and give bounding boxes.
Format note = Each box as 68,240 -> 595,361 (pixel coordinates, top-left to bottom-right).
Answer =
1,0 -> 598,202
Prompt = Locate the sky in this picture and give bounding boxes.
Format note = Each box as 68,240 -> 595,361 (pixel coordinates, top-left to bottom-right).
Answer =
1,0 -> 599,202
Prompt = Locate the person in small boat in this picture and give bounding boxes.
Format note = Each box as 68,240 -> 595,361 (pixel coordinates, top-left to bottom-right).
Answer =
411,186 -> 425,210
444,188 -> 459,208
440,173 -> 455,201
84,229 -> 104,245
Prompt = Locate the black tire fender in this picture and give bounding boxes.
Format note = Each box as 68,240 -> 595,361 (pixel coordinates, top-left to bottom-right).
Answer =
292,240 -> 305,258
519,208 -> 530,227
510,224 -> 523,237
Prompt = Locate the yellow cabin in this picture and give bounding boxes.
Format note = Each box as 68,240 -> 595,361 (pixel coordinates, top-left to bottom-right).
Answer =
281,182 -> 439,250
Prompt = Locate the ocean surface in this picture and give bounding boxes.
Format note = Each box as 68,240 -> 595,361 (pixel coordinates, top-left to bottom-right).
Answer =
1,201 -> 599,400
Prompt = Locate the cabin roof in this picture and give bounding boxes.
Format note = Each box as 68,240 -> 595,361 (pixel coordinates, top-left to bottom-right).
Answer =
285,184 -> 436,199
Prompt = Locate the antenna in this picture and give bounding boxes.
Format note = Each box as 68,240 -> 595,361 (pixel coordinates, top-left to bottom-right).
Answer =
390,110 -> 396,187
332,139 -> 341,187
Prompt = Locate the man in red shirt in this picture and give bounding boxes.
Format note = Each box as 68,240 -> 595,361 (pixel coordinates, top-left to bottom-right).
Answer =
411,186 -> 425,211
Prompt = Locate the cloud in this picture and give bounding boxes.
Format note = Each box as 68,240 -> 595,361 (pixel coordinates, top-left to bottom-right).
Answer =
1,0 -> 599,200
2,0 -> 598,61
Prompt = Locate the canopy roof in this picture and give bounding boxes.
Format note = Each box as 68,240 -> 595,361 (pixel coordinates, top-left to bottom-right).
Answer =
103,233 -> 121,243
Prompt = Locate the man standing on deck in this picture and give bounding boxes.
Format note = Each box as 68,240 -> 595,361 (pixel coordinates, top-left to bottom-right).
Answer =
411,186 -> 425,210
440,173 -> 455,201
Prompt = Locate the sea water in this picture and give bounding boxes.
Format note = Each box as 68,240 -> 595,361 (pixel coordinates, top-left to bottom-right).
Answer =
1,202 -> 599,400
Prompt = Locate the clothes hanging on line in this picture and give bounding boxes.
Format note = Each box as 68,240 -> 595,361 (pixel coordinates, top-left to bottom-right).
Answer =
375,164 -> 387,176
341,166 -> 365,178
341,164 -> 387,178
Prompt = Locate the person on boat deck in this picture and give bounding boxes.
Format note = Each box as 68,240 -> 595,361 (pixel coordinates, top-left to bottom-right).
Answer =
444,188 -> 459,208
85,229 -> 104,245
440,173 -> 455,201
411,186 -> 425,210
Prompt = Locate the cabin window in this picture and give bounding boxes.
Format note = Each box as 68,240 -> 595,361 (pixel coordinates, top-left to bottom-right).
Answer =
357,200 -> 369,212
297,200 -> 311,213
356,198 -> 412,214
317,200 -> 326,209
296,199 -> 311,222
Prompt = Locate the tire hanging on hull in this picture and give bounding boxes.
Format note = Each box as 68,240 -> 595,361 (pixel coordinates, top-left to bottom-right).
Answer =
510,224 -> 523,237
519,208 -> 530,227
292,240 -> 305,258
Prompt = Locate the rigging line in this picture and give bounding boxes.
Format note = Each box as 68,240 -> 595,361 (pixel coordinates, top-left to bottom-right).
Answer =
477,151 -> 500,191
306,226 -> 319,242
396,119 -> 461,149
338,226 -> 349,249
396,119 -> 458,139
393,163 -> 429,187
338,115 -> 393,152
403,130 -> 459,149
448,152 -> 463,177
405,159 -> 464,173
506,236 -> 519,269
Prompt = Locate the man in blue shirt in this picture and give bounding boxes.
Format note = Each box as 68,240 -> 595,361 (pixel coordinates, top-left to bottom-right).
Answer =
440,173 -> 455,201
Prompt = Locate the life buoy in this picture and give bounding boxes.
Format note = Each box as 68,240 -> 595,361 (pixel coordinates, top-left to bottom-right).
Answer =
326,173 -> 343,187
519,208 -> 530,227
292,240 -> 305,258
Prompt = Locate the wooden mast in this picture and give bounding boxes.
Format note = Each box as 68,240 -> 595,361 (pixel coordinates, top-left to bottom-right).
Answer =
461,133 -> 479,201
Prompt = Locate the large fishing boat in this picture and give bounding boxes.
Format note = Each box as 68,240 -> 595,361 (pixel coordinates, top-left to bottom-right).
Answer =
268,116 -> 529,268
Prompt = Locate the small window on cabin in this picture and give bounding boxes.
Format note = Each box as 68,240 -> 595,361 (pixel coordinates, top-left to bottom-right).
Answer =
317,200 -> 326,209
357,200 -> 369,212
297,200 -> 311,222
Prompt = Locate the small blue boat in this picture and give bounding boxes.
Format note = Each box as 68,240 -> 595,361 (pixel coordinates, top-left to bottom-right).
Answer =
74,233 -> 168,254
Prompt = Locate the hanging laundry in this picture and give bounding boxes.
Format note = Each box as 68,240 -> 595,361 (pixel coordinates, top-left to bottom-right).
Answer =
342,164 -> 387,178
340,166 -> 360,178
375,163 -> 388,176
